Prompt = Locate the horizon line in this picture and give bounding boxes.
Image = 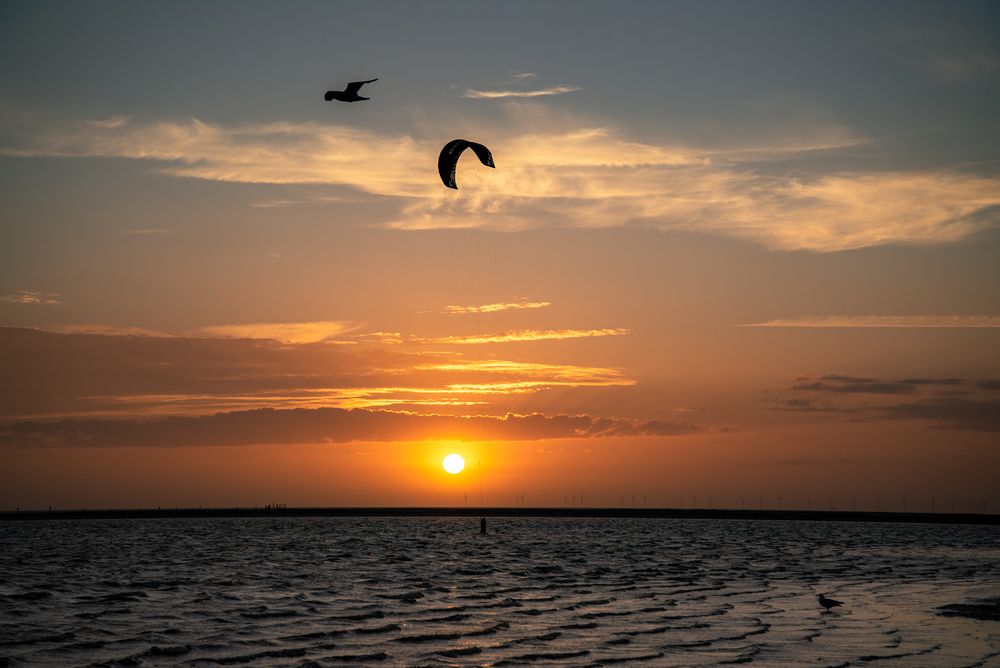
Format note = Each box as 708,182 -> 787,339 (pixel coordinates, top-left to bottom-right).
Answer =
2,506 -> 996,526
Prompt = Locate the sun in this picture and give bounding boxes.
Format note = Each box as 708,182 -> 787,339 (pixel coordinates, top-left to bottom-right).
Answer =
442,453 -> 465,474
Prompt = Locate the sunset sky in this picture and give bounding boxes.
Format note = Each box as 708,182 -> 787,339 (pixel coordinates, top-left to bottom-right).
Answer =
2,1 -> 998,511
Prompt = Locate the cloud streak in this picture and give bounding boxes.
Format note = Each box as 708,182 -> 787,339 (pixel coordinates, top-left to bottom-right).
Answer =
1,290 -> 62,305
0,327 -> 637,420
192,321 -> 362,344
444,300 -> 551,314
775,374 -> 1000,431
743,315 -> 1000,328
0,407 -> 702,448
461,85 -> 582,99
422,360 -> 632,386
6,114 -> 999,251
422,328 -> 629,345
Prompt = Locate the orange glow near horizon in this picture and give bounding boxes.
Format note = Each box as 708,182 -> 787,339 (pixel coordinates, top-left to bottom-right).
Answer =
3,428 -> 999,512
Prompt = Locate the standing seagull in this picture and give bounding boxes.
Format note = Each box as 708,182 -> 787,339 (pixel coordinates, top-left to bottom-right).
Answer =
324,78 -> 378,102
817,593 -> 843,612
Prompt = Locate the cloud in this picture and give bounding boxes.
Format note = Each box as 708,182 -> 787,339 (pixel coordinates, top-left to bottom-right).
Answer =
925,54 -> 998,81
743,315 -> 1000,328
775,374 -> 1000,430
6,114 -> 999,251
351,331 -> 404,345
793,375 -> 917,395
191,321 -> 362,344
0,407 -> 702,448
0,327 -> 638,420
1,290 -> 62,305
421,360 -> 632,386
48,324 -> 171,337
768,396 -> 860,414
86,115 -> 131,129
876,398 -> 1000,432
111,228 -> 173,235
422,328 -> 629,345
461,85 -> 582,99
893,28 -> 999,82
445,300 -> 551,314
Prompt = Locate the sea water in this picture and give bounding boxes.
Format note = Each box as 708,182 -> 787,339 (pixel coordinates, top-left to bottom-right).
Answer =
2,517 -> 999,666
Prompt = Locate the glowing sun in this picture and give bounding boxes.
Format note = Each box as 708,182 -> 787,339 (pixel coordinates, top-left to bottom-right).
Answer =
443,453 -> 465,474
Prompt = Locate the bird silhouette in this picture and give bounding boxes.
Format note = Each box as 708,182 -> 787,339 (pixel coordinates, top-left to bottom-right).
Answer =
818,593 -> 843,612
324,78 -> 378,102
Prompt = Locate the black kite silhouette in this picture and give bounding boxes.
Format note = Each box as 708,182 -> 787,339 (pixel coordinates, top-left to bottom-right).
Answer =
438,139 -> 495,189
324,78 -> 378,102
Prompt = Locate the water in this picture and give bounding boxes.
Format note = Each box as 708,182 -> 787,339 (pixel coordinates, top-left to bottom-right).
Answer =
2,517 -> 999,666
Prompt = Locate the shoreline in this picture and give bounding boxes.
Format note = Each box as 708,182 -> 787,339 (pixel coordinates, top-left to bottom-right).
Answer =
1,506 -> 997,525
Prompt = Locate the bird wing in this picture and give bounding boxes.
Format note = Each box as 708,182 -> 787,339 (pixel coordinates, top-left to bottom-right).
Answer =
345,78 -> 378,95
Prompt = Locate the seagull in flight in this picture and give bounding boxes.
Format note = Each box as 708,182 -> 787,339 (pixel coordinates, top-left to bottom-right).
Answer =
324,78 -> 378,103
817,593 -> 843,612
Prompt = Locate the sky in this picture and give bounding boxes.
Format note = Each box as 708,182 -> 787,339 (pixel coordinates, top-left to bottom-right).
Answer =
1,0 -> 998,511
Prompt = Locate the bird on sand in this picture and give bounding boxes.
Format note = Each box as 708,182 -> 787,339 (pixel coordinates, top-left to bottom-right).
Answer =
818,593 -> 843,612
324,78 -> 378,102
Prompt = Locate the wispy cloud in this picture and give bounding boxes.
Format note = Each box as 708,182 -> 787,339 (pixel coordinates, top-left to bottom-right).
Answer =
351,331 -> 404,345
445,300 -> 551,314
893,28 -> 999,82
86,115 -> 131,129
0,327 -> 639,420
878,398 -> 1000,431
7,114 -> 998,251
49,324 -> 170,337
424,328 -> 629,345
0,407 -> 703,448
192,321 -> 362,344
793,375 -> 918,395
925,53 -> 998,81
422,360 -> 633,386
773,374 -> 1000,431
461,85 -> 582,99
111,228 -> 173,235
250,194 -> 374,208
742,315 -> 1000,328
1,290 -> 63,305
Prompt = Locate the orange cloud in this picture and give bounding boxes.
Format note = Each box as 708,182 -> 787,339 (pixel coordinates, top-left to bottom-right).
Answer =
0,407 -> 703,448
0,328 -> 635,420
425,360 -> 632,385
192,321 -> 362,344
1,290 -> 62,305
445,300 -> 551,314
49,324 -> 169,337
9,113 -> 996,251
742,315 -> 1000,328
423,328 -> 629,345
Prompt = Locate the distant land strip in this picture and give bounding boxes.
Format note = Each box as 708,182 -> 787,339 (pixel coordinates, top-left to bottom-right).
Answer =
1,507 -> 997,525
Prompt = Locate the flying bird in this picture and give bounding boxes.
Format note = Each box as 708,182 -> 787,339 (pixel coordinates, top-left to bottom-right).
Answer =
438,139 -> 495,189
818,594 -> 843,612
324,78 -> 378,102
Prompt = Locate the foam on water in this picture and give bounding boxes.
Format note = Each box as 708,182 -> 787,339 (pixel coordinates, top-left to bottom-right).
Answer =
1,517 -> 998,666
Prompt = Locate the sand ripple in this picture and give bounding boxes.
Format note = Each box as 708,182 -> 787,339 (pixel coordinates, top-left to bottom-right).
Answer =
1,517 -> 998,666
